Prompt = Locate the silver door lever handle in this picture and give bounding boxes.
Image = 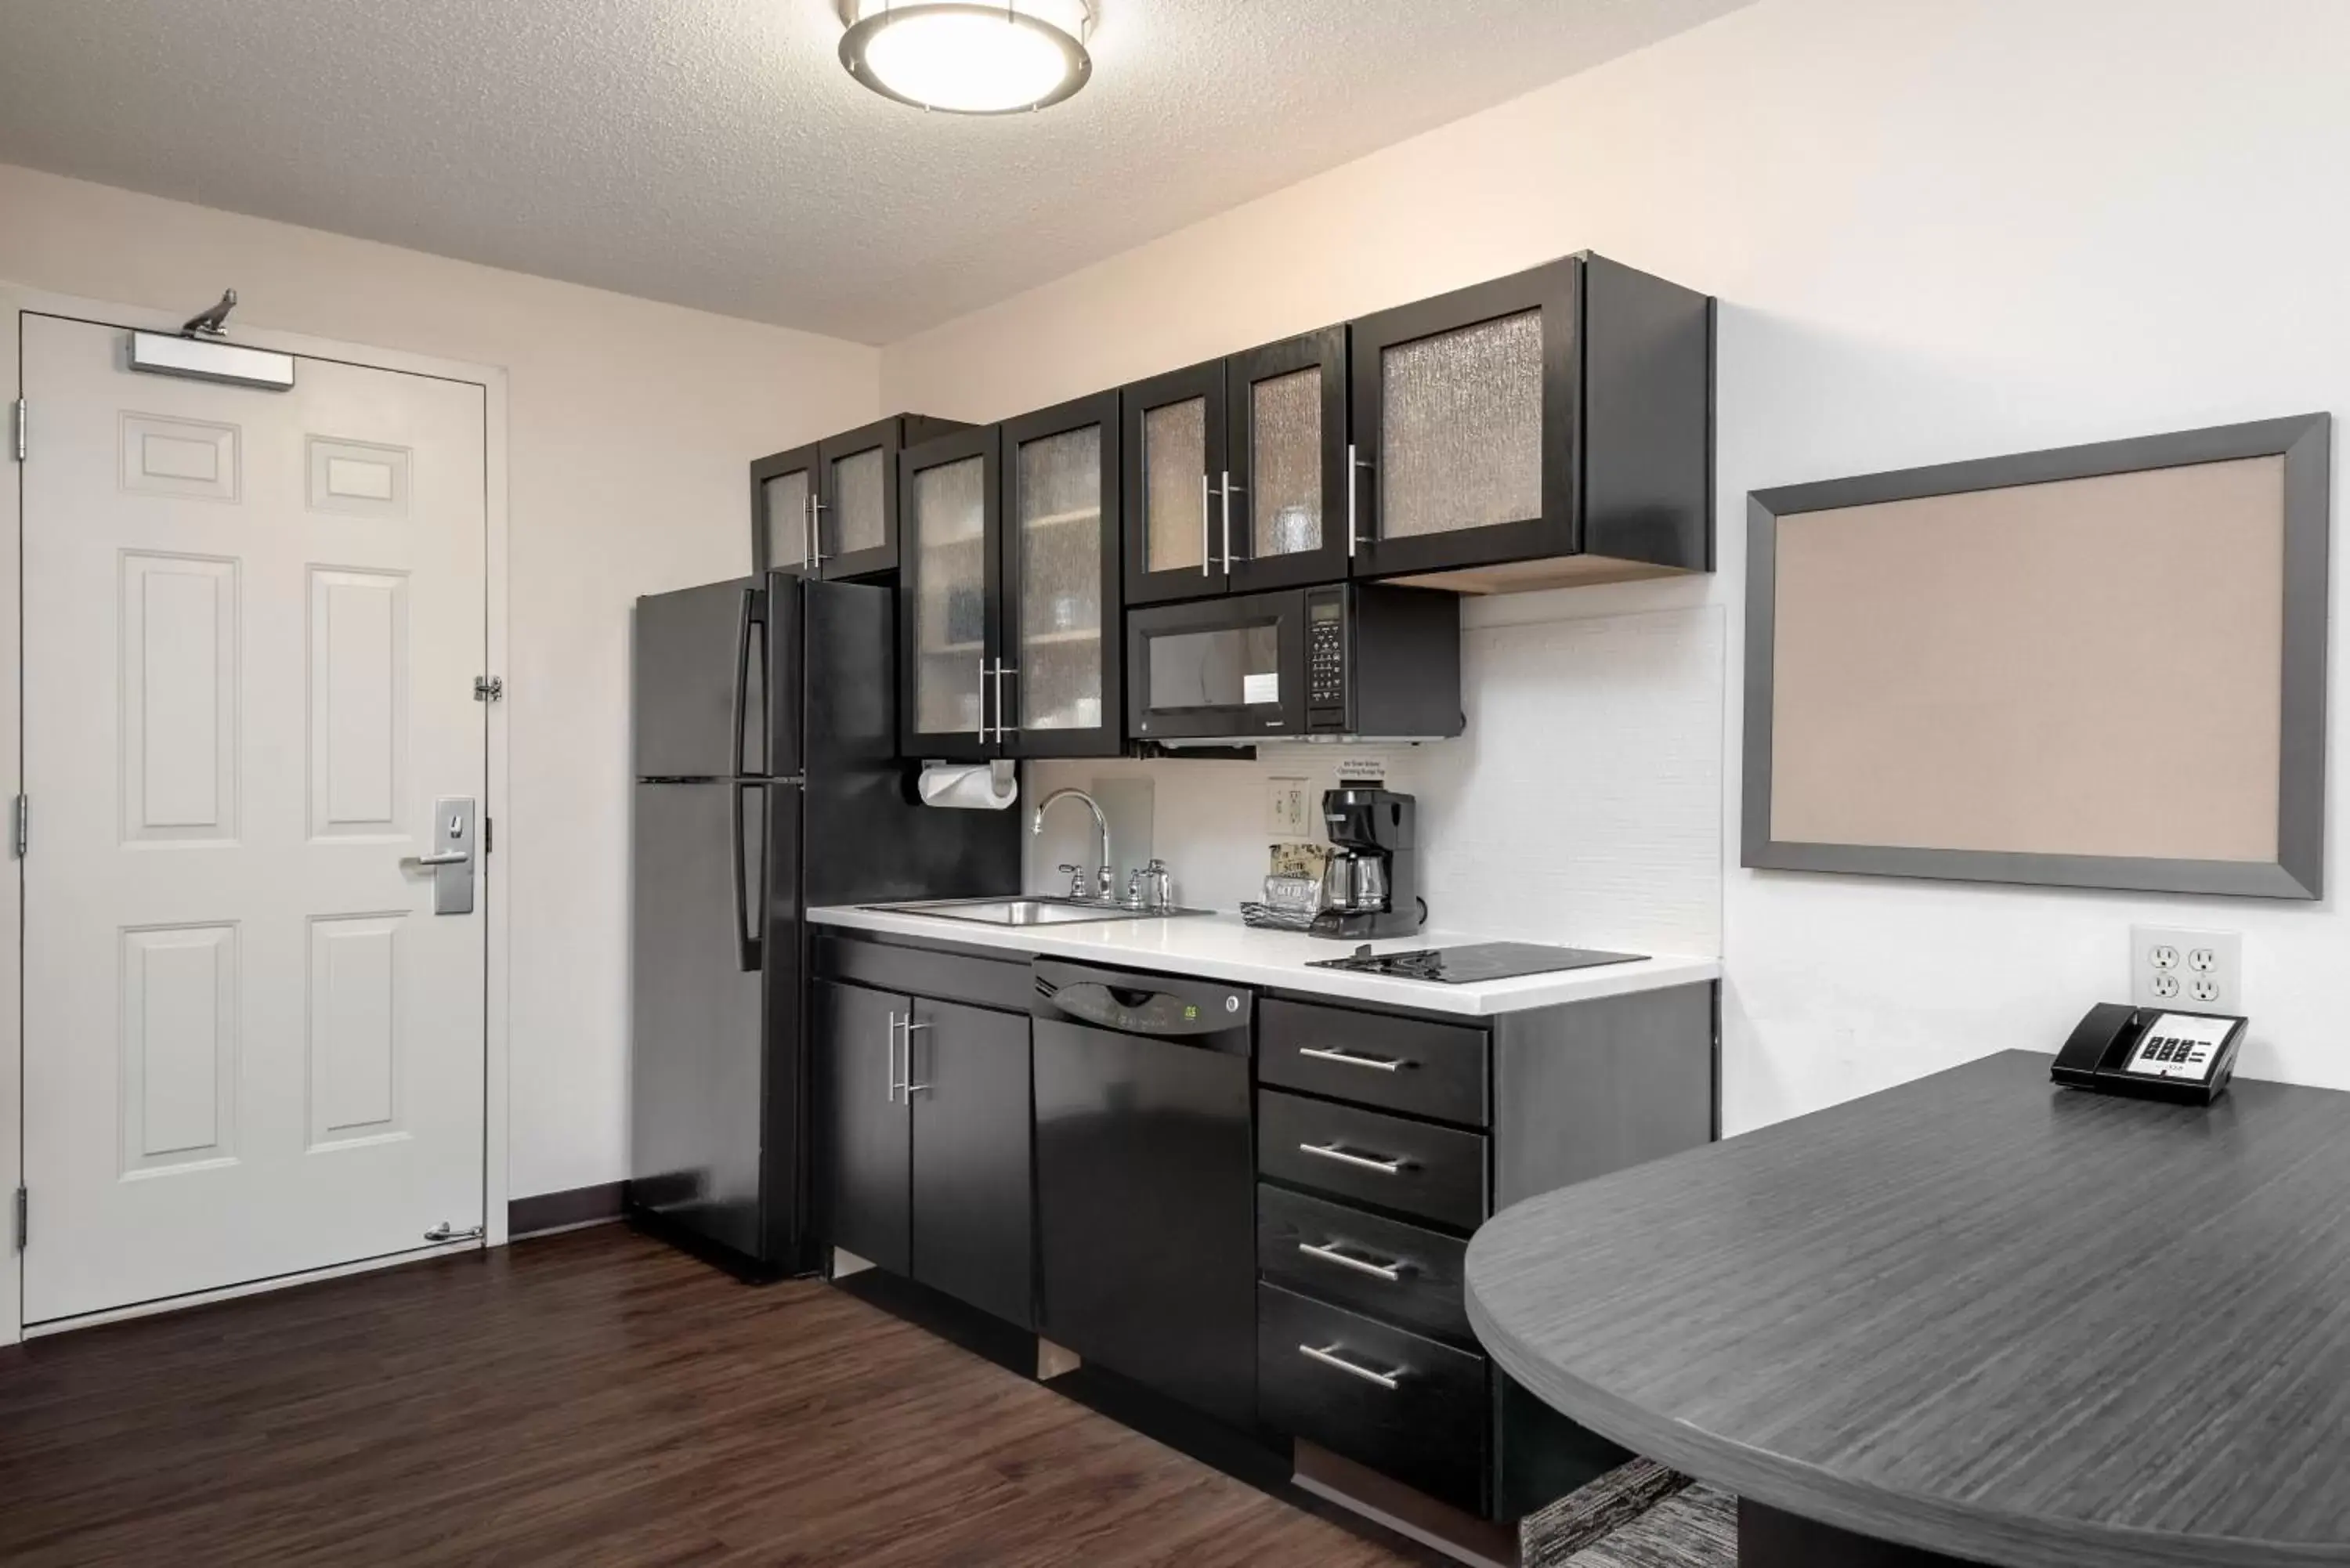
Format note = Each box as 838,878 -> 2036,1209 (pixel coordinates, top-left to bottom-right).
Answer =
403,850 -> 468,867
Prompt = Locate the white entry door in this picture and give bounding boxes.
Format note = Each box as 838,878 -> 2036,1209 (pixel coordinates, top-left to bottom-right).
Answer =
21,313 -> 488,1325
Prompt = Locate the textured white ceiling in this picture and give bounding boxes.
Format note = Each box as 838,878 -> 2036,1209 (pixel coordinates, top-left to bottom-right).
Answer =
0,0 -> 1751,343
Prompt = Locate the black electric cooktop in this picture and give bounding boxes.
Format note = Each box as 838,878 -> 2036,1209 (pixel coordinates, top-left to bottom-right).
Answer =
1306,941 -> 1648,985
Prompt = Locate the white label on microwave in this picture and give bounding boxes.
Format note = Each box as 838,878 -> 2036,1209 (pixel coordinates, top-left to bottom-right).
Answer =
1243,672 -> 1280,705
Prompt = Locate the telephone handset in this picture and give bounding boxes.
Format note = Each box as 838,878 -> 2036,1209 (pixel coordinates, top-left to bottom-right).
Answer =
2051,1003 -> 2247,1105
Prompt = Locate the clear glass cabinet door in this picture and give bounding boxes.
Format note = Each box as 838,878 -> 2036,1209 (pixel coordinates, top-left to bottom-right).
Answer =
909,453 -> 990,740
1012,425 -> 1105,735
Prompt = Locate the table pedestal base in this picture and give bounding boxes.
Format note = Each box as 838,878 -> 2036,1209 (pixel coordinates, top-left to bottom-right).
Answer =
1740,1498 -> 1977,1567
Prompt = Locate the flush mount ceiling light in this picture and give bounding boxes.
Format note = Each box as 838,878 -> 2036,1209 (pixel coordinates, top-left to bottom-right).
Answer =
838,1 -> 1094,114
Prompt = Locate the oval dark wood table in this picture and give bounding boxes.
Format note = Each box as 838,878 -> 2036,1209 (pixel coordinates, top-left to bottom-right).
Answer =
1465,1050 -> 2350,1568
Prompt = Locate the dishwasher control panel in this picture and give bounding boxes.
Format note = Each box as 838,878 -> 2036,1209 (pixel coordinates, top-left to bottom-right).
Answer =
1032,959 -> 1253,1048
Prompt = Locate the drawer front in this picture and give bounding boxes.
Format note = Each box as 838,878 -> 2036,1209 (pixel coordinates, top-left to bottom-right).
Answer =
815,933 -> 1033,1013
1257,1282 -> 1488,1516
1257,1184 -> 1471,1347
1260,998 -> 1488,1125
1259,1090 -> 1488,1232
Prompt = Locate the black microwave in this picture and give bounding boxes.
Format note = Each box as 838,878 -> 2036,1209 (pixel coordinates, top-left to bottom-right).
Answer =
1125,584 -> 1463,745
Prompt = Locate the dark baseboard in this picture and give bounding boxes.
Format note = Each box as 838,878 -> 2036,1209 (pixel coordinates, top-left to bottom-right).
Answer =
508,1181 -> 626,1238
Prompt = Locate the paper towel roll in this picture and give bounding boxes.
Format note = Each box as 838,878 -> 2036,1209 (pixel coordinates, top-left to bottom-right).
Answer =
917,761 -> 1018,811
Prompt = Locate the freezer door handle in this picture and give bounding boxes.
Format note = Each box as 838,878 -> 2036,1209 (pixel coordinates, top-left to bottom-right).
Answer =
731,587 -> 761,778
729,781 -> 765,974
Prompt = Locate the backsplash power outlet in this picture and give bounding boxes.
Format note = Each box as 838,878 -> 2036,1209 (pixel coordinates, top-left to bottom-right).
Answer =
1267,777 -> 1312,837
2131,926 -> 2243,1013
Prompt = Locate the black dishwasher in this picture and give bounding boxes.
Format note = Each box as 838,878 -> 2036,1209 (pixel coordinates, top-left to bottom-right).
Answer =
1032,959 -> 1256,1429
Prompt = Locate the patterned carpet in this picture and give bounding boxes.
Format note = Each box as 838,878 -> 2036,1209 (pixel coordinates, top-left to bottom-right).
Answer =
1520,1460 -> 1737,1568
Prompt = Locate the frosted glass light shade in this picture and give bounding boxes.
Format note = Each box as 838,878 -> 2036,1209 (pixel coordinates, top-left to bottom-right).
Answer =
840,2 -> 1094,114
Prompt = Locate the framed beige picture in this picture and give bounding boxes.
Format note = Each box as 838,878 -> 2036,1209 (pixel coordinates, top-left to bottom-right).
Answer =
1744,414 -> 2329,898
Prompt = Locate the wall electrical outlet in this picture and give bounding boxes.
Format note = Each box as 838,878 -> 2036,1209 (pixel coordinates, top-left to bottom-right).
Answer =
1267,777 -> 1312,838
2131,926 -> 2243,1014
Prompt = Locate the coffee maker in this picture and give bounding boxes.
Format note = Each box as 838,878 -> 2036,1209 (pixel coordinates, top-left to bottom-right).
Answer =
1318,787 -> 1422,939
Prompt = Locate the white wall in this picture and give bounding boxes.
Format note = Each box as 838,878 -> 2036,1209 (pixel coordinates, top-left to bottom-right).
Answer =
1029,588 -> 1724,958
884,0 -> 2350,1133
0,162 -> 882,1198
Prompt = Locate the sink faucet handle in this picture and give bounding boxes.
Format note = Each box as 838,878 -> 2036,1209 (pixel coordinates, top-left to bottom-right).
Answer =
1058,862 -> 1086,898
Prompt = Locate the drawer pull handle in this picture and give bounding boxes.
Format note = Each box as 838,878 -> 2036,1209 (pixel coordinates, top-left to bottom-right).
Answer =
1298,1046 -> 1405,1073
1298,1241 -> 1404,1281
1300,1342 -> 1404,1390
1300,1142 -> 1408,1175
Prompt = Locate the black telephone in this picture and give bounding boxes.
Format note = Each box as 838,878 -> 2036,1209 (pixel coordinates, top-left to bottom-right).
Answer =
2051,1003 -> 2247,1105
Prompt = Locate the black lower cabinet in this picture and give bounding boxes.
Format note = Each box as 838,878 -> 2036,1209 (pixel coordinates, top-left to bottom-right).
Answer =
813,977 -> 1032,1328
815,980 -> 910,1275
1257,1282 -> 1489,1516
909,999 -> 1034,1329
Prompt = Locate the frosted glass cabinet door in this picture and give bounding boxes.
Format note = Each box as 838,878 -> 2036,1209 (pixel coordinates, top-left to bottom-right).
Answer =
898,428 -> 1000,760
1348,257 -> 1580,579
1224,324 -> 1349,594
749,443 -> 818,576
818,416 -> 911,579
1004,392 -> 1123,756
830,447 -> 887,555
1119,359 -> 1228,606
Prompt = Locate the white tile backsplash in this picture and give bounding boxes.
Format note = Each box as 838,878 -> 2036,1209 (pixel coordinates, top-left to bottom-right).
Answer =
1026,601 -> 1724,955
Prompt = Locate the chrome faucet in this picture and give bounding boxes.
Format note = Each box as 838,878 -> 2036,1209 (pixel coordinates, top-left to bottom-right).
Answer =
1033,788 -> 1114,903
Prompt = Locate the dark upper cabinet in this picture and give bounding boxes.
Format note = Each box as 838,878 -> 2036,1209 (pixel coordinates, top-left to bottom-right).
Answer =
750,441 -> 820,580
898,425 -> 1002,761
997,392 -> 1124,758
1226,325 -> 1353,594
1122,328 -> 1351,605
1121,359 -> 1230,605
1349,253 -> 1711,588
752,414 -> 969,580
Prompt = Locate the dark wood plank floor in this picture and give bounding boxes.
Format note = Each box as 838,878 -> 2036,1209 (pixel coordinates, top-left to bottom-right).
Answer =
0,1226 -> 1421,1567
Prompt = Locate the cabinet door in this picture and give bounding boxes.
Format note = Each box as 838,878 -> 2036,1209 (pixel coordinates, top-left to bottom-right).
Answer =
1121,361 -> 1228,605
1000,392 -> 1123,757
815,417 -> 904,580
750,442 -> 821,576
898,426 -> 1002,761
1349,257 -> 1579,579
1226,327 -> 1350,594
813,980 -> 910,1274
908,999 -> 1033,1328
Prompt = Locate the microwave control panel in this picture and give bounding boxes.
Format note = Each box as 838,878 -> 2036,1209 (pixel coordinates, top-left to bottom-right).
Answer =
1307,596 -> 1346,725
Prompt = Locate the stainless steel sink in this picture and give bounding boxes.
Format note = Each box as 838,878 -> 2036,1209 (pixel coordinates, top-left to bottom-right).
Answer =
866,896 -> 1208,927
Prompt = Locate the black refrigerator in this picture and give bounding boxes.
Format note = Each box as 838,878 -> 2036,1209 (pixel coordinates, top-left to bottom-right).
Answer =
627,573 -> 1017,1279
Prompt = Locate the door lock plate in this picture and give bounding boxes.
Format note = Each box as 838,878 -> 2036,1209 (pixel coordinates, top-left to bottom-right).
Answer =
403,796 -> 477,915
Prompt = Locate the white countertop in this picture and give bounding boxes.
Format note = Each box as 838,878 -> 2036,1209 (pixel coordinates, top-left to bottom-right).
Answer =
808,905 -> 1719,1017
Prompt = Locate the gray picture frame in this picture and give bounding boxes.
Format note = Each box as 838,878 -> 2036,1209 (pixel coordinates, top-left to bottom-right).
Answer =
1744,413 -> 2330,899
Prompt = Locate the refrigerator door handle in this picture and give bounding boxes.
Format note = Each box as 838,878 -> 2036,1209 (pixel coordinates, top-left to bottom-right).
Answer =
730,780 -> 764,974
732,586 -> 761,778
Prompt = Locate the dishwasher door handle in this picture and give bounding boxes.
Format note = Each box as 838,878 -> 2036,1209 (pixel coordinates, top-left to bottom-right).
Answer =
1298,1142 -> 1408,1175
